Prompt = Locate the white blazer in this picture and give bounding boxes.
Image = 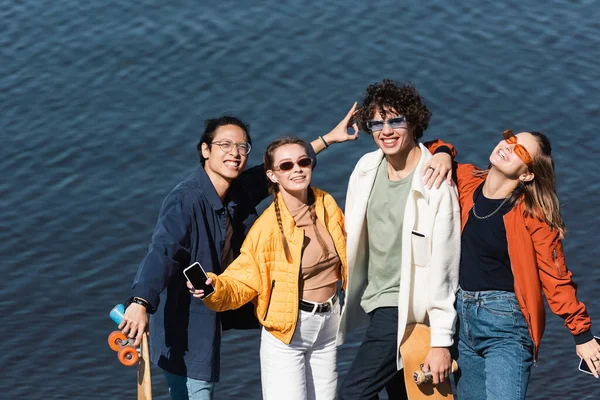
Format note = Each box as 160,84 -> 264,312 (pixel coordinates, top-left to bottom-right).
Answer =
337,143 -> 461,369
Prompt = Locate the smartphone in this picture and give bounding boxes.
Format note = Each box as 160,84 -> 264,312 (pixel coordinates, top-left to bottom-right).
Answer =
578,336 -> 600,375
183,262 -> 215,299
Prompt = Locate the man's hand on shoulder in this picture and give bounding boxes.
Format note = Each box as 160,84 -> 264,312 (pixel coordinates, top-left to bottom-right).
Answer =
423,153 -> 453,189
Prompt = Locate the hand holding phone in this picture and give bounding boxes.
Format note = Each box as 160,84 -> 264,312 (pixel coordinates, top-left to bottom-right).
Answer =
577,336 -> 600,378
184,262 -> 215,300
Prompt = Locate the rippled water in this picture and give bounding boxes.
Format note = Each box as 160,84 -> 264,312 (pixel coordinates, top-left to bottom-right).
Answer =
1,1 -> 599,398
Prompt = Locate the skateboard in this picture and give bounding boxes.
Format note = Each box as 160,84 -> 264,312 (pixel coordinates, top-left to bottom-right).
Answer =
108,304 -> 152,400
399,322 -> 457,399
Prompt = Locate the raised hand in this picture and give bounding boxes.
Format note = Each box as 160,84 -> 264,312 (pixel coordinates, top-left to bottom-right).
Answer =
322,102 -> 359,144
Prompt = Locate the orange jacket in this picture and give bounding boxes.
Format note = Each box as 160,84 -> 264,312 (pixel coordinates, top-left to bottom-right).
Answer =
425,140 -> 591,360
456,162 -> 591,359
203,187 -> 347,344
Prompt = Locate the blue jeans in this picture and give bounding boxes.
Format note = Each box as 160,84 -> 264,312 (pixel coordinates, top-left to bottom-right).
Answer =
455,288 -> 534,400
163,370 -> 214,400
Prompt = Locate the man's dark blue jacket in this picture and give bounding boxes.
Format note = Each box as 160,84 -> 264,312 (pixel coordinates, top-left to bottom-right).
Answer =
131,164 -> 267,382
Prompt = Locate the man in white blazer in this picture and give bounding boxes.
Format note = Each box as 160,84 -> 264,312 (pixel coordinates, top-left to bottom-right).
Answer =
337,80 -> 461,399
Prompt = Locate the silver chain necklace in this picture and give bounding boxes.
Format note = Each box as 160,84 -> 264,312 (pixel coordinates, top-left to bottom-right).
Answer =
471,193 -> 511,220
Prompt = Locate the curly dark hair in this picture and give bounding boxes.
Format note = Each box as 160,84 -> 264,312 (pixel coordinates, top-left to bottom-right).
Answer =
355,79 -> 431,140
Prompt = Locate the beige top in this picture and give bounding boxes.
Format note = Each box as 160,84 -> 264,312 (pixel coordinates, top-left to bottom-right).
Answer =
289,202 -> 340,301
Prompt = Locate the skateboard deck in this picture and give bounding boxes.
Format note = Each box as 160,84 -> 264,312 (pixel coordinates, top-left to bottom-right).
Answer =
108,304 -> 152,400
399,323 -> 455,399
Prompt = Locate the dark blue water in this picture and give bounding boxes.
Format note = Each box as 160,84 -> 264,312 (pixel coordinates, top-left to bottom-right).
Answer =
2,1 -> 599,398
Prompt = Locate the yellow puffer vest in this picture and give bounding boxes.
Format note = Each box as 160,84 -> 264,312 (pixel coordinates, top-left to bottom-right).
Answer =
204,187 -> 347,344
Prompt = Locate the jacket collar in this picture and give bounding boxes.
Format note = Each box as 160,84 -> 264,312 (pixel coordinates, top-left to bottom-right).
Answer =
194,165 -> 225,212
358,143 -> 432,201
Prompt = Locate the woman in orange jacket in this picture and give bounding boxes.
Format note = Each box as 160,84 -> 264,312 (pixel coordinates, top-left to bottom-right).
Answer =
425,131 -> 599,399
188,136 -> 347,400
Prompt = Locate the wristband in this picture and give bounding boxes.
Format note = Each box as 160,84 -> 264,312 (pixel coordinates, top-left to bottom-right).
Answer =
433,146 -> 453,156
126,297 -> 153,312
319,136 -> 329,148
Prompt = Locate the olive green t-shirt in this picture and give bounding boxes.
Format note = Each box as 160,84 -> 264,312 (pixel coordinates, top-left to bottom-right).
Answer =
361,158 -> 414,313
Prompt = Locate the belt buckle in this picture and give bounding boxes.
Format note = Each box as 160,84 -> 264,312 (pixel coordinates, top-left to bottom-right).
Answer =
303,295 -> 336,314
321,298 -> 334,313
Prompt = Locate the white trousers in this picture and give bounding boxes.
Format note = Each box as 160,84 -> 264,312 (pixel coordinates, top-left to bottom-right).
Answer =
260,301 -> 340,400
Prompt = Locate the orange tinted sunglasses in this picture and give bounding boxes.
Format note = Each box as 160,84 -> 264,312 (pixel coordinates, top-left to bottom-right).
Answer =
502,129 -> 533,169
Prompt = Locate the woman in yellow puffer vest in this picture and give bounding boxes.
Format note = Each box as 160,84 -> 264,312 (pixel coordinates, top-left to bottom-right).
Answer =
189,137 -> 347,400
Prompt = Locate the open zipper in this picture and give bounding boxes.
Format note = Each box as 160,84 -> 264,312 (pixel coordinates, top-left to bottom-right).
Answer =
552,248 -> 565,277
336,221 -> 347,290
263,279 -> 276,321
505,215 -> 538,365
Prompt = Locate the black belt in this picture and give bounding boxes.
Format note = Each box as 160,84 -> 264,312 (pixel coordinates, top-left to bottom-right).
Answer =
299,294 -> 338,313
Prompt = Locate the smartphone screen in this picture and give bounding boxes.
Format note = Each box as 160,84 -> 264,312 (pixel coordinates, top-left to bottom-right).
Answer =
184,262 -> 215,299
578,336 -> 600,375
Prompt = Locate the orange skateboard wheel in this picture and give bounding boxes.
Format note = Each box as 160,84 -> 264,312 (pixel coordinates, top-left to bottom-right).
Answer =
108,331 -> 128,352
118,346 -> 139,367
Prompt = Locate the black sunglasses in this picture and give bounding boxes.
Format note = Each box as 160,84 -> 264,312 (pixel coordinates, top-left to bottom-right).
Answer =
275,157 -> 313,172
